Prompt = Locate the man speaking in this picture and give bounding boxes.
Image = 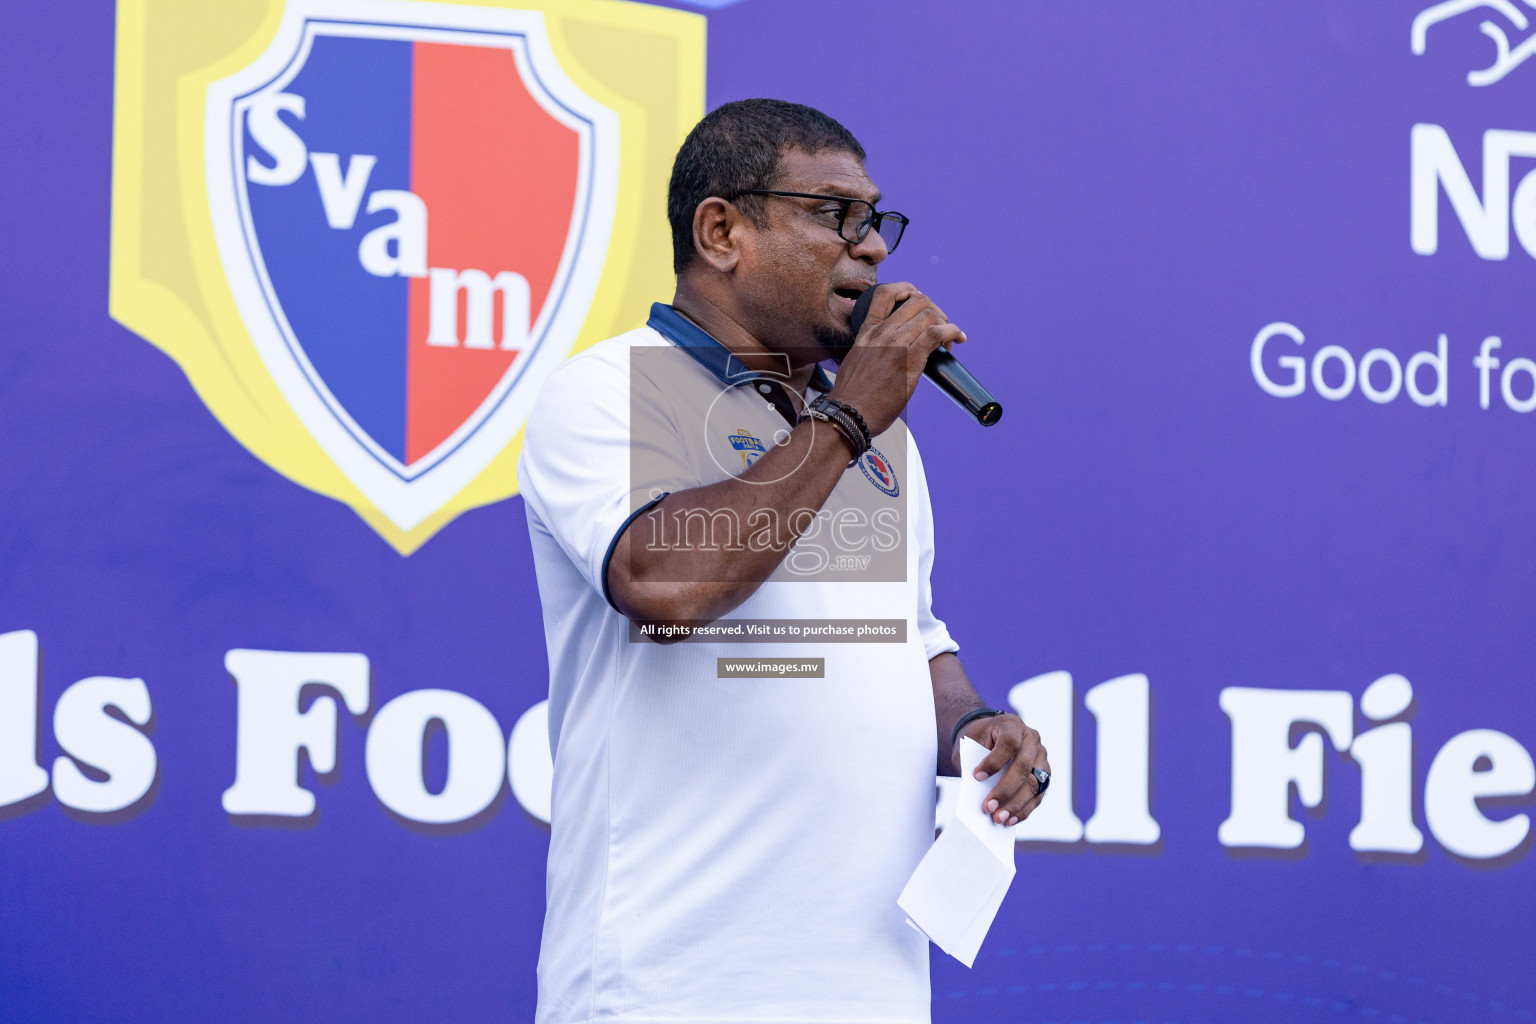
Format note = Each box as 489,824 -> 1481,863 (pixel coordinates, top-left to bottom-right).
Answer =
518,99 -> 1050,1023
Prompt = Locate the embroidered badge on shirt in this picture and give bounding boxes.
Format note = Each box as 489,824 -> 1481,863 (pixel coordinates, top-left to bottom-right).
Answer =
859,446 -> 900,497
728,428 -> 767,469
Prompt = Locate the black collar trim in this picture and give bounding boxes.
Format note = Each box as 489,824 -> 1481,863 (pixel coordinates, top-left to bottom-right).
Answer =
646,303 -> 835,393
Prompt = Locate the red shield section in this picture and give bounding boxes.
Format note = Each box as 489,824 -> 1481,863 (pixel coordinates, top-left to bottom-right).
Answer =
405,42 -> 578,464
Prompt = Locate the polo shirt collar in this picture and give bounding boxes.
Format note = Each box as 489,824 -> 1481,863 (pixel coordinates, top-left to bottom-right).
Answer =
647,302 -> 835,393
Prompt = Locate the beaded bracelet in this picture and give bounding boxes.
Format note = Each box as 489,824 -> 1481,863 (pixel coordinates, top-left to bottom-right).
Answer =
803,395 -> 871,459
814,396 -> 871,450
801,396 -> 870,460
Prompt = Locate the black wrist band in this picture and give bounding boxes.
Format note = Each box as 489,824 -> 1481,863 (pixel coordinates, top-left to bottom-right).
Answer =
800,406 -> 859,459
801,396 -> 870,460
824,407 -> 865,459
951,707 -> 1007,749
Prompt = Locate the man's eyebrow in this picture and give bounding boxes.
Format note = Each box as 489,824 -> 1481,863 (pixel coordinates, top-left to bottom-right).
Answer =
805,185 -> 882,203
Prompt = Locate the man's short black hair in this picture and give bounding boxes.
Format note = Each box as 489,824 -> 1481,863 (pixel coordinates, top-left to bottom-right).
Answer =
667,98 -> 866,273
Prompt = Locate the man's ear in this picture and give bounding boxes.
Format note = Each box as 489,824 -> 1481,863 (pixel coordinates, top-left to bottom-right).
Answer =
691,197 -> 746,273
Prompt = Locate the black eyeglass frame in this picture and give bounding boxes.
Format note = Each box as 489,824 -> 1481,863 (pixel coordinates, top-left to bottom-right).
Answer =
730,190 -> 909,253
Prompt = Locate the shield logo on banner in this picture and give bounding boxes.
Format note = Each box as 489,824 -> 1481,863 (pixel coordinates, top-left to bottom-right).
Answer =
110,0 -> 703,553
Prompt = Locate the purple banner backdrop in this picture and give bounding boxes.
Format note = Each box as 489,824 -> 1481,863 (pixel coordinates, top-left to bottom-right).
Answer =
3,1 -> 1534,1022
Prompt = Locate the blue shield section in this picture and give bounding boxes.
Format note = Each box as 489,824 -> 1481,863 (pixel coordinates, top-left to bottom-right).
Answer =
243,34 -> 413,463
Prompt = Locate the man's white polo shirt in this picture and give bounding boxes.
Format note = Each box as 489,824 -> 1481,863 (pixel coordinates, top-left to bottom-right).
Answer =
518,304 -> 957,1024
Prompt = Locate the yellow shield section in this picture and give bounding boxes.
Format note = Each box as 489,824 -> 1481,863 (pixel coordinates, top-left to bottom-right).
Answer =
110,0 -> 704,554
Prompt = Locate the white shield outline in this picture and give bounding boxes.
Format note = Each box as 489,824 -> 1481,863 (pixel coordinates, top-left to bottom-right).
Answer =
205,0 -> 619,531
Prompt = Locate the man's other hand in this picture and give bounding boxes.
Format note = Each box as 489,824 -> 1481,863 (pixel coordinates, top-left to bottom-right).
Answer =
956,714 -> 1050,827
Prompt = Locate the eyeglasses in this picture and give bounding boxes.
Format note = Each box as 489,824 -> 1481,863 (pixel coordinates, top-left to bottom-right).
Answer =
732,190 -> 909,253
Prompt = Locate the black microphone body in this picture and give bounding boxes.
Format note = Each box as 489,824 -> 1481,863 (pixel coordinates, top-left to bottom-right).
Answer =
847,287 -> 1002,427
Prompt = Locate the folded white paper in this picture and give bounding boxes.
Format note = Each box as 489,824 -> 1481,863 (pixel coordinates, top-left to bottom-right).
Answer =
897,736 -> 1016,967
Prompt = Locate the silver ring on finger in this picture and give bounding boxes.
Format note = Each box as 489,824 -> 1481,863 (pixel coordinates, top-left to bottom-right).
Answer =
1031,767 -> 1051,796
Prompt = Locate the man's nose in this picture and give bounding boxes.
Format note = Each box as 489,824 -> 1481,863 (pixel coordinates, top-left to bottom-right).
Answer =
849,229 -> 889,264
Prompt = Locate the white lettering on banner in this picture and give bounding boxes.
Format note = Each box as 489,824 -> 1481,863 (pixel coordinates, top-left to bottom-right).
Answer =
1472,336 -> 1536,412
5,637 -> 1531,864
365,689 -> 506,825
222,649 -> 371,818
1252,126 -> 1536,413
245,91 -> 307,187
1349,674 -> 1425,854
1359,348 -> 1404,403
1425,729 -> 1535,858
1250,322 -> 1306,398
242,94 -> 527,314
1409,335 -> 1451,405
358,190 -> 428,279
1251,323 -> 1448,406
508,699 -> 552,825
1005,671 -> 1083,842
1502,356 -> 1536,411
1218,688 -> 1355,849
1220,680 -> 1535,859
1253,326 -> 1536,413
1477,336 -> 1504,408
426,268 -> 531,350
1311,345 -> 1357,401
0,630 -> 48,809
1084,674 -> 1161,844
309,152 -> 377,230
51,677 -> 157,815
243,91 -> 429,276
997,671 -> 1161,846
1410,124 -> 1536,259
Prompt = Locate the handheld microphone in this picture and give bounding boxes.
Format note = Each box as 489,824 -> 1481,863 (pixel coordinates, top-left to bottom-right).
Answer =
848,286 -> 1002,427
